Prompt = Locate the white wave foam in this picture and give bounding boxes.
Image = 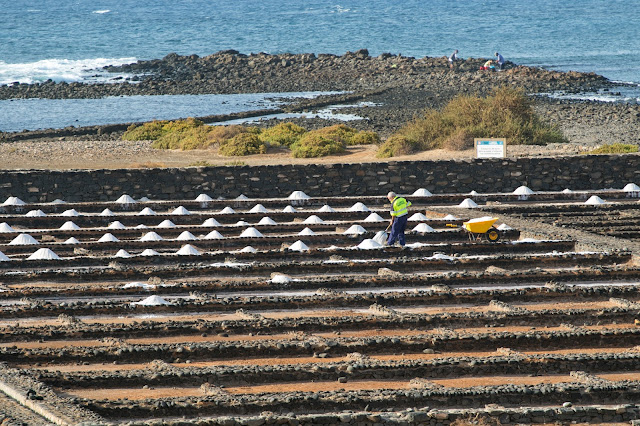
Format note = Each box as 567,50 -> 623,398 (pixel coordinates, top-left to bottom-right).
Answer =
93,10 -> 111,14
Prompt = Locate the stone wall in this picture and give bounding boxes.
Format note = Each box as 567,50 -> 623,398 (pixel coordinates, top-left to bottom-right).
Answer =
1,155 -> 639,203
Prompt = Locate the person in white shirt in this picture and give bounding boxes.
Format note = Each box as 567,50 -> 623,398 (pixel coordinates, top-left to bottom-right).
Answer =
495,52 -> 505,69
448,49 -> 459,69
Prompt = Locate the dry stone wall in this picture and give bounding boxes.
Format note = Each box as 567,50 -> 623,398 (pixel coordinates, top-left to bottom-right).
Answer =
1,155 -> 639,203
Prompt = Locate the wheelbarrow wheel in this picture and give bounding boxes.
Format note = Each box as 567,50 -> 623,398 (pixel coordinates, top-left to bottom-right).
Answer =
486,229 -> 500,242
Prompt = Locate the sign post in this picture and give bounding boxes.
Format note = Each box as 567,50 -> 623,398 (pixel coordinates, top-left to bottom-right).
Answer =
475,138 -> 506,158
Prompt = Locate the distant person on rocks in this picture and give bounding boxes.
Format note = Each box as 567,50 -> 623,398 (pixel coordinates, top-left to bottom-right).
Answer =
495,52 -> 505,69
448,49 -> 459,69
386,191 -> 412,247
480,59 -> 495,71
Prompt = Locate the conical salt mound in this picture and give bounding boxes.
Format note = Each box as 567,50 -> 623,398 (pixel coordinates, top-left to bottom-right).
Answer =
176,244 -> 201,256
26,210 -> 46,217
27,248 -> 60,261
412,188 -> 433,197
458,198 -> 479,208
357,239 -> 382,250
108,221 -> 126,230
349,202 -> 370,212
0,222 -> 15,233
60,209 -> 80,217
140,231 -> 163,242
236,194 -> 249,200
59,221 -> 81,231
202,218 -> 221,227
562,188 -> 573,193
443,214 -> 459,221
157,220 -> 176,228
258,217 -> 277,225
239,227 -> 264,238
204,230 -> 224,240
0,251 -> 10,262
408,212 -> 428,222
138,197 -> 150,202
133,295 -> 170,306
513,185 -> 534,195
303,215 -> 324,224
412,223 -> 435,233
249,204 -> 269,213
9,233 -> 38,245
270,273 -> 292,284
364,212 -> 385,222
317,205 -> 335,213
235,220 -> 249,226
114,249 -> 132,258
176,231 -> 198,241
298,227 -> 316,236
3,196 -> 26,206
585,195 -> 607,205
239,246 -> 257,253
195,193 -> 213,202
50,199 -> 66,204
288,191 -> 310,200
218,206 -> 236,214
171,206 -> 191,215
289,240 -> 310,252
343,224 -> 367,235
100,208 -> 115,217
137,207 -> 156,216
282,205 -> 297,213
64,237 -> 81,244
623,183 -> 640,192
135,224 -> 148,229
497,223 -> 513,231
115,194 -> 137,204
140,249 -> 161,256
98,233 -> 120,243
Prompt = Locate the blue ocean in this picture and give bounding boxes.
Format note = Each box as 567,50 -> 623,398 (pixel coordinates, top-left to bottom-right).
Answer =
1,0 -> 639,131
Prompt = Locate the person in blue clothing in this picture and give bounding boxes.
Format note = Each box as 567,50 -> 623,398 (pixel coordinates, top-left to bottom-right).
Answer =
386,191 -> 412,247
494,52 -> 505,69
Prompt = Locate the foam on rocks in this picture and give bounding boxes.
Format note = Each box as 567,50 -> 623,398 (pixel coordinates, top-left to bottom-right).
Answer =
249,204 -> 269,213
140,232 -> 163,242
298,227 -> 316,236
585,195 -> 607,205
176,244 -> 201,256
204,230 -> 224,240
60,209 -> 81,217
157,220 -> 176,228
114,249 -> 132,258
202,218 -> 221,227
115,194 -> 137,205
317,205 -> 336,213
343,224 -> 367,235
133,295 -> 170,306
64,237 -> 81,244
176,231 -> 198,241
408,212 -> 428,222
303,215 -> 324,224
239,246 -> 257,253
412,223 -> 435,233
364,212 -> 385,222
138,207 -> 156,216
59,221 -> 81,231
513,185 -> 535,195
236,194 -> 249,200
412,188 -> 433,197
98,233 -> 120,243
283,205 -> 297,213
240,227 -> 264,238
2,197 -> 26,206
349,202 -> 371,212
357,239 -> 382,250
99,208 -> 114,217
27,248 -> 60,261
458,198 -> 479,208
270,274 -> 292,284
26,210 -> 46,217
288,191 -> 310,200
258,217 -> 277,226
9,234 -> 38,245
218,207 -> 236,214
0,252 -> 10,262
171,206 -> 191,215
108,221 -> 126,230
140,249 -> 161,256
195,194 -> 214,202
0,223 -> 15,233
289,240 -> 310,252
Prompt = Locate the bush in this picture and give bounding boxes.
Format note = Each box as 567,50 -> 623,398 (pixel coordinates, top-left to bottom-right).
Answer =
586,143 -> 639,154
349,130 -> 381,145
207,125 -> 255,146
291,132 -> 345,158
259,122 -> 306,147
376,135 -> 420,158
124,118 -> 204,142
218,132 -> 267,156
152,126 -> 211,150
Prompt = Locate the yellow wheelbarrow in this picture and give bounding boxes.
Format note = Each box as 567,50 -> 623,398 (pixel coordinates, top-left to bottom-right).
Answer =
447,216 -> 500,242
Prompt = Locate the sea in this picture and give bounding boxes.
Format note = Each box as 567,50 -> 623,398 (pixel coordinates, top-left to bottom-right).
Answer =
1,0 -> 639,132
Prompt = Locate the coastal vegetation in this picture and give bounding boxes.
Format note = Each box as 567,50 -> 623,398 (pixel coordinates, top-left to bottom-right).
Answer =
377,87 -> 567,158
585,143 -> 639,154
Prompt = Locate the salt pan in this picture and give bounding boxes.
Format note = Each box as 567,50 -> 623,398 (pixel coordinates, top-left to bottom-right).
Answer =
27,248 -> 60,261
239,227 -> 264,238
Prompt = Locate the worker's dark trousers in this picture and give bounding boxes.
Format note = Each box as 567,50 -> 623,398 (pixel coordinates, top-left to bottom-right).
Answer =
387,215 -> 408,246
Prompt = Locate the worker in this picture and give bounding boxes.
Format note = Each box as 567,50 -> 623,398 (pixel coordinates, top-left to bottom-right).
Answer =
495,52 -> 505,69
448,49 -> 458,69
386,191 -> 412,247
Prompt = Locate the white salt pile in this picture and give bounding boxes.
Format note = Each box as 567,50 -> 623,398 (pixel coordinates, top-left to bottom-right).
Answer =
513,185 -> 534,195
60,209 -> 81,217
27,248 -> 60,261
497,223 -> 513,231
562,188 -> 573,193
238,246 -> 257,253
317,204 -> 336,213
108,221 -> 126,230
0,251 -> 10,262
458,198 -> 479,208
288,190 -> 310,200
466,216 -> 496,224
157,220 -> 176,228
176,244 -> 201,256
412,223 -> 435,233
249,204 -> 269,213
138,207 -> 156,216
257,217 -> 277,226
298,227 -> 316,236
100,208 -> 115,217
236,194 -> 249,200
195,194 -> 214,202
114,249 -> 132,258
9,234 -> 38,245
623,183 -> 640,192
408,212 -> 428,222
123,282 -> 155,290
235,220 -> 249,226
64,237 -> 81,244
239,227 -> 264,238
3,196 -> 26,206
115,194 -> 136,205
469,190 -> 479,196
0,223 -> 15,233
412,188 -> 432,197
443,214 -> 459,221
270,273 -> 292,284
133,295 -> 170,306
357,239 -> 382,250
135,224 -> 148,229
218,206 -> 236,214
429,253 -> 455,261
202,218 -> 221,227
364,212 -> 385,222
139,197 -> 151,202
140,249 -> 161,256
372,231 -> 388,245
343,224 -> 367,235
349,202 -> 371,212
289,240 -> 310,251
283,205 -> 297,213
176,231 -> 198,241
50,199 -> 66,204
140,231 -> 164,242
171,206 -> 191,215
585,195 -> 607,205
98,233 -> 120,243
303,215 -> 324,224
59,221 -> 81,231
26,210 -> 46,217
204,230 -> 224,240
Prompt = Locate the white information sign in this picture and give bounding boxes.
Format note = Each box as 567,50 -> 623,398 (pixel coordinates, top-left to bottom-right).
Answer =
475,139 -> 506,158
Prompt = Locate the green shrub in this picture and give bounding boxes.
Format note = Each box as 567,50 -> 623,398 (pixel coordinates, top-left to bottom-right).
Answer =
586,143 -> 639,154
123,120 -> 170,141
218,132 -> 267,156
206,125 -> 250,146
188,160 -> 214,167
349,130 -> 381,145
376,135 -> 420,158
313,124 -> 358,145
152,126 -> 211,150
259,122 -> 306,147
291,132 -> 345,158
126,117 -> 206,148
